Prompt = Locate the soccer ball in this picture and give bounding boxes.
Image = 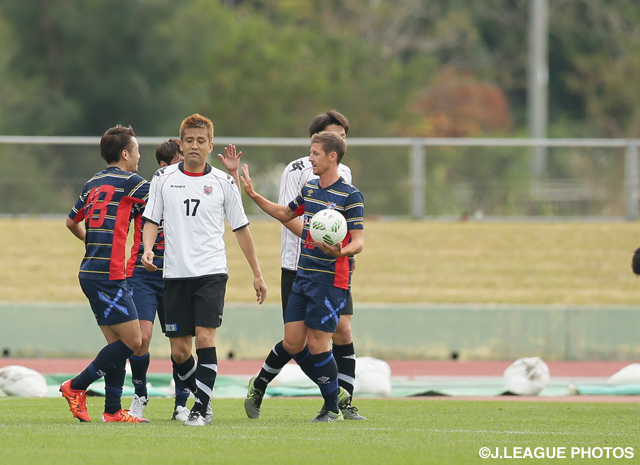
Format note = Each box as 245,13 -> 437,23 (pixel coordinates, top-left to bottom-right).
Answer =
309,209 -> 347,246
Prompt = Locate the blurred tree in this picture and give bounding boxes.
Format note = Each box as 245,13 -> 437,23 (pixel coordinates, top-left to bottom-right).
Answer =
0,0 -> 638,139
551,0 -> 640,137
410,68 -> 512,137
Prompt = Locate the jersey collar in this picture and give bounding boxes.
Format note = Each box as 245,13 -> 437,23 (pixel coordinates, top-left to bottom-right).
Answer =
179,161 -> 212,177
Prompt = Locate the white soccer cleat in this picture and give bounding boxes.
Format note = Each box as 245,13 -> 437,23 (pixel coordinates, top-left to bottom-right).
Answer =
183,402 -> 213,426
172,405 -> 190,422
184,411 -> 206,427
129,395 -> 149,419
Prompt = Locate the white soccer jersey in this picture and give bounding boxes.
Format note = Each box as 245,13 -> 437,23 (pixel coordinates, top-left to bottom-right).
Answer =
278,156 -> 352,270
143,162 -> 249,279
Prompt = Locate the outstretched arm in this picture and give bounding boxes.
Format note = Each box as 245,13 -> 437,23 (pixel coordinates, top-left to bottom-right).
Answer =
234,226 -> 267,304
283,218 -> 304,238
240,164 -> 297,224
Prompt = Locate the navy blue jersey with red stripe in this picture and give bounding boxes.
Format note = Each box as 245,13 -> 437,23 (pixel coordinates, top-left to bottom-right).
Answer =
288,177 -> 364,290
127,216 -> 164,279
68,166 -> 149,281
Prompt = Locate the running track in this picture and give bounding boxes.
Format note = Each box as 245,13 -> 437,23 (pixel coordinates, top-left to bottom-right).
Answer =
3,358 -> 640,402
0,358 -> 633,378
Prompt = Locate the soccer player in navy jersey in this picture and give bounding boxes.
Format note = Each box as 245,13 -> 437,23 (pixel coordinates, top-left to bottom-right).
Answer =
125,139 -> 189,420
61,125 -> 150,423
278,110 -> 366,420
241,131 -> 365,422
141,114 -> 267,427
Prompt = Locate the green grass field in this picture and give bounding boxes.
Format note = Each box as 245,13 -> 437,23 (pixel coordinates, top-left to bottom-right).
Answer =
3,218 -> 640,305
0,397 -> 638,465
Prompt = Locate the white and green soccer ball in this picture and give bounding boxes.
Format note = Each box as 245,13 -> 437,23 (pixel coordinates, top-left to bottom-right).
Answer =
309,208 -> 347,246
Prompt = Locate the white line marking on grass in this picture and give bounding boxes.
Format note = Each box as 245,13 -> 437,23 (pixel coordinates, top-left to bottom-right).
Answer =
430,429 -> 627,437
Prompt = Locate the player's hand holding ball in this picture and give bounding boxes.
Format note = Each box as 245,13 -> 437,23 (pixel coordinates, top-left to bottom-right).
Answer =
309,209 -> 347,258
315,240 -> 343,257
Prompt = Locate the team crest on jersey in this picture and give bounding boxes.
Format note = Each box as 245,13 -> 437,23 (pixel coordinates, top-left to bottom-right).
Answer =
290,160 -> 305,172
307,189 -> 313,196
203,184 -> 213,195
326,202 -> 337,210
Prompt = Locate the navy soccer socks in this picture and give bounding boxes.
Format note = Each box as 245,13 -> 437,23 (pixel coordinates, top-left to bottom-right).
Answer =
311,351 -> 340,414
293,345 -> 316,380
173,369 -> 190,409
71,339 -> 134,391
103,366 -> 126,414
129,353 -> 150,398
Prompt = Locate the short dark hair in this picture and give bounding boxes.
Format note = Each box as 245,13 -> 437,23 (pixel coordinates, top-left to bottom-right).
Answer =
156,138 -> 182,166
180,113 -> 214,141
308,110 -> 349,137
100,125 -> 136,164
311,131 -> 347,164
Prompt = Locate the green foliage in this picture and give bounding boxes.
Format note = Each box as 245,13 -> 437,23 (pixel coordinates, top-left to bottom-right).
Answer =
0,0 -> 436,137
0,1 -> 639,217
0,0 -> 638,138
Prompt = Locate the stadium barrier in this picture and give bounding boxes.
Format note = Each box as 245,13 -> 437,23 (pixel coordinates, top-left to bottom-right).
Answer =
1,136 -> 640,220
2,303 -> 640,361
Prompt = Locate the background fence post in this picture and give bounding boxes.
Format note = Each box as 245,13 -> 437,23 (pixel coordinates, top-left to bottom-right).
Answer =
411,139 -> 426,219
625,140 -> 639,221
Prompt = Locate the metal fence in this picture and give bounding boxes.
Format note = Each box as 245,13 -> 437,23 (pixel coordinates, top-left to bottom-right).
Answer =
1,136 -> 639,220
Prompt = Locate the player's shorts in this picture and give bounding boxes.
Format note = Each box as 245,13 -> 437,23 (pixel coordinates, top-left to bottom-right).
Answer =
79,278 -> 139,326
281,268 -> 353,321
163,274 -> 228,337
284,277 -> 349,333
128,276 -> 165,330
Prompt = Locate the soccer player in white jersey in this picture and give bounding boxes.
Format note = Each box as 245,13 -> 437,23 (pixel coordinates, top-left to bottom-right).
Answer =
141,114 -> 267,426
277,110 -> 365,420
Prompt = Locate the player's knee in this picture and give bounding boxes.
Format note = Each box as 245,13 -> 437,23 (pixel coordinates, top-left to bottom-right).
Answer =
307,338 -> 331,354
332,332 -> 352,346
124,335 -> 143,352
333,322 -> 352,345
283,338 -> 305,355
139,335 -> 152,353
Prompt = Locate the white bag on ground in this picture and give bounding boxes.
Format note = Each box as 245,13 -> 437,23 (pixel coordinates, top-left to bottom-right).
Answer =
0,365 -> 48,398
503,356 -> 550,396
269,356 -> 392,396
607,363 -> 640,385
354,356 -> 392,396
271,363 -> 316,388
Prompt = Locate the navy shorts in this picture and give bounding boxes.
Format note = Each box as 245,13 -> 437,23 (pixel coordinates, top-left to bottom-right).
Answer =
281,268 -> 353,321
284,277 -> 349,333
163,274 -> 228,337
79,278 -> 139,326
128,276 -> 165,330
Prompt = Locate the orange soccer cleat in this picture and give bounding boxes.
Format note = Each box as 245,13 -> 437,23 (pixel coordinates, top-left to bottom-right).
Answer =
101,409 -> 150,423
60,379 -> 91,422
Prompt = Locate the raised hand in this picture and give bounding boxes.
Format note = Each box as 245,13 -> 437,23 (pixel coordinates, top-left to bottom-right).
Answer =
218,144 -> 242,172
